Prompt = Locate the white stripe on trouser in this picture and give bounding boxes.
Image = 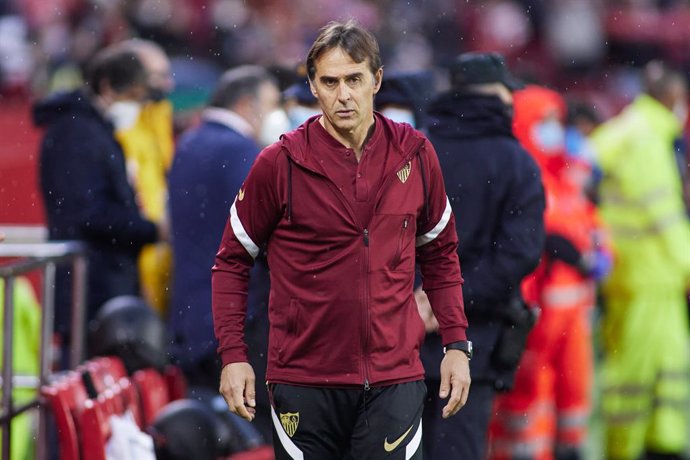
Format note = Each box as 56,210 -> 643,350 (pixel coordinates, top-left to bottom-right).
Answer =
230,198 -> 260,258
415,196 -> 452,247
405,420 -> 422,460
271,406 -> 304,460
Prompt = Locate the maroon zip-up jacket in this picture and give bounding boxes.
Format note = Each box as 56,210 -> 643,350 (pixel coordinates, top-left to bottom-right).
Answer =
212,114 -> 467,387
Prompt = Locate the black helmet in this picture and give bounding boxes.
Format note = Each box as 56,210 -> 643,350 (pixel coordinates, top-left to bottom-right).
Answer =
88,295 -> 168,373
188,386 -> 265,455
149,399 -> 224,460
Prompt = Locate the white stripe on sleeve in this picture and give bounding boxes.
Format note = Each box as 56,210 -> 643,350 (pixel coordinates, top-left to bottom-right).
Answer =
415,196 -> 452,247
230,198 -> 260,259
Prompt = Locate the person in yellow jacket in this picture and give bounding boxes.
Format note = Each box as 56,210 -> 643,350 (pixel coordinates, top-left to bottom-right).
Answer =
589,61 -> 690,460
111,39 -> 174,315
0,276 -> 41,460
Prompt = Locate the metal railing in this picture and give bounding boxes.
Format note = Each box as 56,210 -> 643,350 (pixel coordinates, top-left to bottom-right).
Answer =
0,241 -> 87,460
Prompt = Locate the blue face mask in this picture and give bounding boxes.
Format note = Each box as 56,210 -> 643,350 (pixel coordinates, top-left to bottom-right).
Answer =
532,119 -> 565,154
287,106 -> 322,130
381,107 -> 416,128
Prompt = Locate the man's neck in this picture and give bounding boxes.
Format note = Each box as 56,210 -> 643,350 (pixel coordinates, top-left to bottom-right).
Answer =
320,115 -> 376,161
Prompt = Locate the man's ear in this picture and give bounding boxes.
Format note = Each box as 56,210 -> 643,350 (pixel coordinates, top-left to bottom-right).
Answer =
309,79 -> 318,99
373,68 -> 383,94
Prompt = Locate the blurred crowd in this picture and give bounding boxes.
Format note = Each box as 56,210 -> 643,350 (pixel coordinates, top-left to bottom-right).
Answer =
2,0 -> 690,459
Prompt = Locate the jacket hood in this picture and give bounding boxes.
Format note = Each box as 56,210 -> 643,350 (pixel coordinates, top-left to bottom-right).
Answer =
427,92 -> 515,139
512,85 -> 568,175
280,113 -> 426,171
32,90 -> 103,127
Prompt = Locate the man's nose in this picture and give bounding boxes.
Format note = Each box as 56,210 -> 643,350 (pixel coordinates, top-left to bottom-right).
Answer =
336,81 -> 351,101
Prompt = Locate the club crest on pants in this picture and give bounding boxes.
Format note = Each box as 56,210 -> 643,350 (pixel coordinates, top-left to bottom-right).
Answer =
280,412 -> 299,437
397,161 -> 412,183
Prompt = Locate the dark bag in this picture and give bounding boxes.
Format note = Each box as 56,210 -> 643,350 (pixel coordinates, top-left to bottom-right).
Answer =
491,297 -> 539,371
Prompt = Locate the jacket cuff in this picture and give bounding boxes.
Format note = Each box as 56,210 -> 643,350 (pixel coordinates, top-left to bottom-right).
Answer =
439,326 -> 467,345
220,346 -> 249,368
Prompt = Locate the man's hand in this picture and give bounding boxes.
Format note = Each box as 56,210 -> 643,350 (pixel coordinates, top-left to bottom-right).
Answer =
439,350 -> 471,418
219,362 -> 257,422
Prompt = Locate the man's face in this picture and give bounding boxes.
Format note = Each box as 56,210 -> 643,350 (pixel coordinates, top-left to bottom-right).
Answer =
251,81 -> 281,133
310,47 -> 382,136
141,47 -> 174,98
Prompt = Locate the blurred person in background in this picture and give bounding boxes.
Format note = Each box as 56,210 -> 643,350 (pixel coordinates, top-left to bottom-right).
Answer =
168,65 -> 280,442
421,52 -> 546,460
564,100 -> 604,203
375,70 -> 434,131
212,19 -> 470,459
489,85 -> 611,460
32,46 -> 163,363
589,60 -> 690,460
113,38 -> 175,316
282,64 -> 321,130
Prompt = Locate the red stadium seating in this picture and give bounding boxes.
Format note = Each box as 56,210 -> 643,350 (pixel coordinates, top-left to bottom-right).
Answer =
132,368 -> 171,427
40,371 -> 88,460
79,394 -> 112,460
163,364 -> 188,401
79,356 -> 128,393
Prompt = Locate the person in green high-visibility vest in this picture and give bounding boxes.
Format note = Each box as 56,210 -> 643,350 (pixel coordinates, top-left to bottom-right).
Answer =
0,276 -> 41,460
590,60 -> 690,460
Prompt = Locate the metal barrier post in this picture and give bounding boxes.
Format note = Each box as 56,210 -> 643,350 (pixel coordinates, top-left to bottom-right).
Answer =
36,262 -> 55,460
1,277 -> 15,460
0,241 -> 86,459
69,255 -> 87,369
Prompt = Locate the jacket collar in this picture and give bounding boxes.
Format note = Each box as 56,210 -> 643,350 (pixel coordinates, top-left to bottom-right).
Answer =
280,112 -> 425,173
202,108 -> 254,138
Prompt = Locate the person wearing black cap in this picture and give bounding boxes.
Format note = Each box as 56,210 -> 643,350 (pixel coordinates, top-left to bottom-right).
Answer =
375,70 -> 434,130
419,52 -> 546,459
283,66 -> 321,130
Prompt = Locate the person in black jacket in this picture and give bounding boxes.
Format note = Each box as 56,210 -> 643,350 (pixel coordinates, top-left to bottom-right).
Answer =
33,46 -> 164,364
420,52 -> 546,460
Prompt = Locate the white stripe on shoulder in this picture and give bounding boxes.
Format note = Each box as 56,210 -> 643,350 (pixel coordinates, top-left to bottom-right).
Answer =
415,196 -> 452,247
405,420 -> 422,460
271,406 -> 304,460
230,198 -> 260,259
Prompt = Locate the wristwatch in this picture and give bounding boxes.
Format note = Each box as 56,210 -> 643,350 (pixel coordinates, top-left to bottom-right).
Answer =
443,340 -> 473,360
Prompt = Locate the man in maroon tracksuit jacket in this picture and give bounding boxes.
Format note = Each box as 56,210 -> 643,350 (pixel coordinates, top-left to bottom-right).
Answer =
212,19 -> 471,460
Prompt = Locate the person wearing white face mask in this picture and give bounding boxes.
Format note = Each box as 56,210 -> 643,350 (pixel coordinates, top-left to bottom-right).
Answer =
32,46 -> 164,366
167,65 -> 280,444
588,60 -> 690,460
282,71 -> 322,130
375,70 -> 434,131
111,39 -> 177,317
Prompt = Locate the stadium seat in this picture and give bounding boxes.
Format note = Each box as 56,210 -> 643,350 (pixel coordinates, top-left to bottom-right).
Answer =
40,371 -> 87,460
163,364 -> 188,401
79,393 -> 113,460
79,356 -> 128,393
227,446 -> 276,460
132,368 -> 170,426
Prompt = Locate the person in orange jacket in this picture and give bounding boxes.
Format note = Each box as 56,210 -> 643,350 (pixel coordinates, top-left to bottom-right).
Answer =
489,85 -> 611,460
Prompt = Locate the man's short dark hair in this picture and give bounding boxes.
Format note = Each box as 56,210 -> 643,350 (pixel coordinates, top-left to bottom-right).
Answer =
85,48 -> 147,96
209,65 -> 276,109
306,19 -> 382,81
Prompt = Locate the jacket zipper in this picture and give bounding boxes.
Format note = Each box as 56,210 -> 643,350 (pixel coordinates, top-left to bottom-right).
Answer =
363,228 -> 370,391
